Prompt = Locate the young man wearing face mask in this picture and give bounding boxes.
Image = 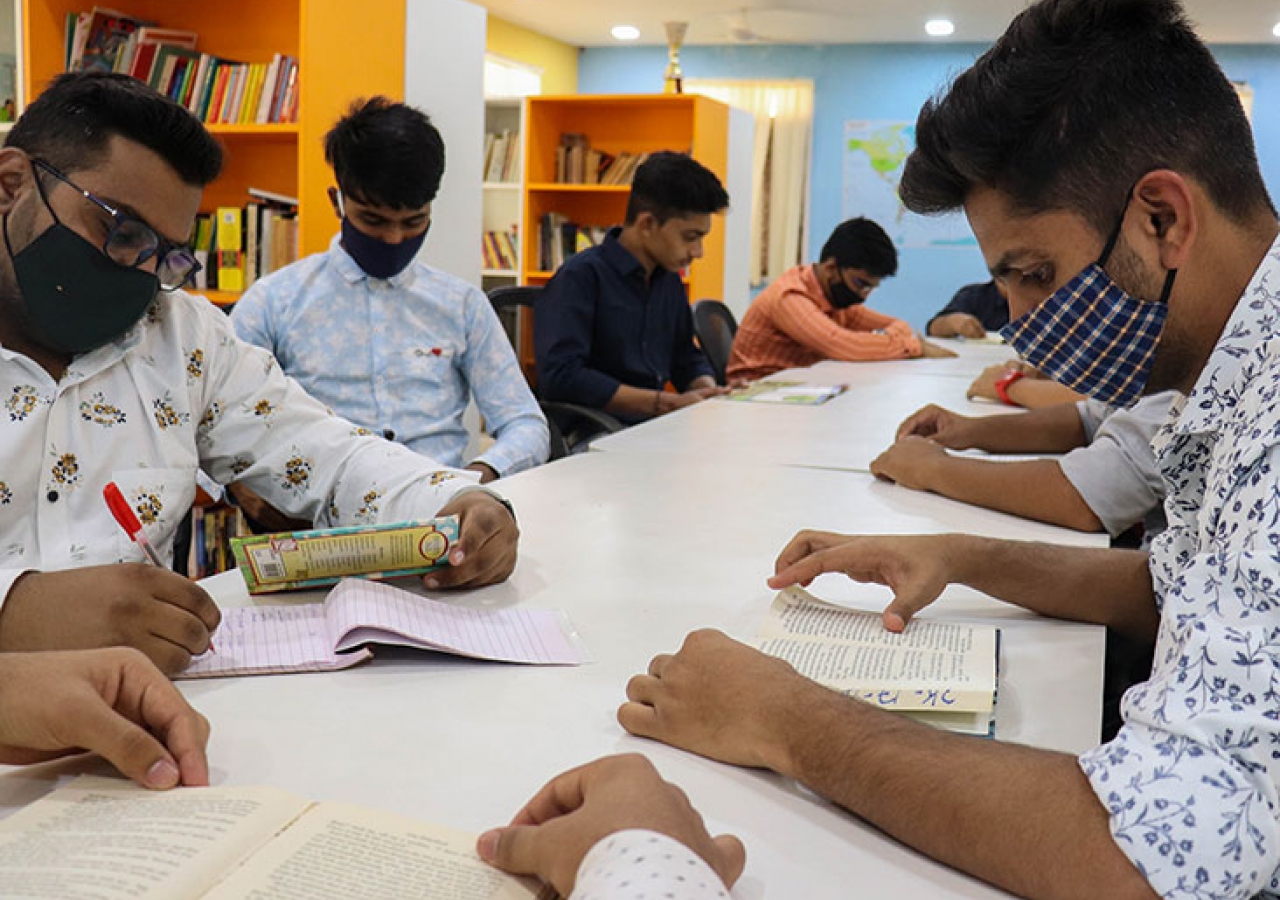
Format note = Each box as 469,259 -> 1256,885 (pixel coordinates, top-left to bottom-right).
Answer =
726,217 -> 948,383
616,2 -> 1280,898
232,98 -> 548,485
534,152 -> 729,423
0,75 -> 520,675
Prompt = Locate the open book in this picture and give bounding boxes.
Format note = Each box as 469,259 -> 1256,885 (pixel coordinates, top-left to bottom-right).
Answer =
725,380 -> 848,405
755,588 -> 999,735
0,776 -> 550,900
180,578 -> 584,678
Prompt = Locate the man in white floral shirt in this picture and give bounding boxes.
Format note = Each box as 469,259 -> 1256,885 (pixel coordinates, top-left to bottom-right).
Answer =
0,73 -> 519,674
617,1 -> 1280,898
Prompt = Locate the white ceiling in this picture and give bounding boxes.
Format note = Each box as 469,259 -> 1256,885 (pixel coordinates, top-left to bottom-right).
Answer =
474,0 -> 1280,47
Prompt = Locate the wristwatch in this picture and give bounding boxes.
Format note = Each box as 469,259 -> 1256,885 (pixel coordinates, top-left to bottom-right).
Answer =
994,369 -> 1026,405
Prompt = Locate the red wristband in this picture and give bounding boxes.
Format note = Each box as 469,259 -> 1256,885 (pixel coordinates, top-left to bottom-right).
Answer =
994,369 -> 1025,405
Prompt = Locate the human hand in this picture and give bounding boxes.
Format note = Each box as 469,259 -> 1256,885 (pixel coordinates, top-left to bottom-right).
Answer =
869,436 -> 948,491
477,754 -> 745,897
0,648 -> 211,789
894,403 -> 977,447
966,362 -> 1017,401
620,629 -> 814,774
767,531 -> 955,632
0,565 -> 220,674
919,339 -> 959,359
465,462 -> 500,484
931,312 -> 987,339
425,490 -> 518,589
661,386 -> 729,414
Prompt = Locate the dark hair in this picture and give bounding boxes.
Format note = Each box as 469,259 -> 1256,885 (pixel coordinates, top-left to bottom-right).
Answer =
819,217 -> 898,277
900,0 -> 1275,232
5,72 -> 222,186
325,97 -> 445,209
625,151 -> 729,225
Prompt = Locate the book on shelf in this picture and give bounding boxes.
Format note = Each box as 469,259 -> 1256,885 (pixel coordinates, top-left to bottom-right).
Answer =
63,11 -> 299,124
190,193 -> 299,295
553,132 -> 649,185
537,213 -> 609,271
755,587 -> 1000,736
483,130 -> 521,183
482,229 -> 520,271
186,504 -> 249,580
0,776 -> 546,900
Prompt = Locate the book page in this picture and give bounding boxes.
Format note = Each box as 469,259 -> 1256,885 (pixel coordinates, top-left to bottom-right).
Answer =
0,776 -> 311,900
202,802 -> 545,900
180,605 -> 373,679
755,589 -> 997,712
326,579 -> 583,665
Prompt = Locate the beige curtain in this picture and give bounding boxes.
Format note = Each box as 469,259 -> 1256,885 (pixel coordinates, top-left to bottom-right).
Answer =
687,79 -> 814,285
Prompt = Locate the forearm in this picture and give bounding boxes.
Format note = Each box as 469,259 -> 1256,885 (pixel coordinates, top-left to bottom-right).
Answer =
771,688 -> 1155,900
961,405 -> 1087,454
605,384 -> 666,420
923,458 -> 1104,532
1004,378 -> 1084,409
944,535 -> 1158,640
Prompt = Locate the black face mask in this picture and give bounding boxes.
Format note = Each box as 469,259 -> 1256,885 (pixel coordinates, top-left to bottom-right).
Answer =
3,191 -> 159,356
828,277 -> 866,310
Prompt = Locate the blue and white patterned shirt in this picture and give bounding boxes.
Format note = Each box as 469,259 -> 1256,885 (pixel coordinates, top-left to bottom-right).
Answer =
231,237 -> 548,477
1079,234 -> 1280,899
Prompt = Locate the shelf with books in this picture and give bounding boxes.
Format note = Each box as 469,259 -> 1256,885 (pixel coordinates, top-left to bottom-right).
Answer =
521,94 -> 729,303
201,290 -> 240,308
22,0 -> 407,261
482,98 -> 524,295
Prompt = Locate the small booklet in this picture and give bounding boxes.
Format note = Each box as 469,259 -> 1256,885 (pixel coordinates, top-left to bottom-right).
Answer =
725,380 -> 848,405
0,775 -> 550,900
180,578 -> 585,678
755,588 -> 999,735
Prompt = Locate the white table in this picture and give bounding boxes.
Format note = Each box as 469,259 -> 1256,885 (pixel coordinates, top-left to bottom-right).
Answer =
0,454 -> 1105,900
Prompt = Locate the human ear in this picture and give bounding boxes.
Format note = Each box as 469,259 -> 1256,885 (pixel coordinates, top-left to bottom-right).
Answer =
0,148 -> 33,217
1133,169 -> 1197,272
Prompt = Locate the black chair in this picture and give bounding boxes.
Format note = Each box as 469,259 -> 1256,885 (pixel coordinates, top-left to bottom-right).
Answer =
692,299 -> 739,386
487,285 -> 624,459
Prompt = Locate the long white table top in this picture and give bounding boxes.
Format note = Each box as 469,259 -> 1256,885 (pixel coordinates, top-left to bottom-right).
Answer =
0,453 -> 1106,899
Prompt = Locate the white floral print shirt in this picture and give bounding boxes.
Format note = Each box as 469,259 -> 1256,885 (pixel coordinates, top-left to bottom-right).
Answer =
571,830 -> 730,900
1079,235 -> 1280,899
0,290 -> 483,607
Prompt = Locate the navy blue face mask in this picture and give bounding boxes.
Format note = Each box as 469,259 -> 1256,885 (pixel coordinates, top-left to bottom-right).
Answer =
340,217 -> 428,280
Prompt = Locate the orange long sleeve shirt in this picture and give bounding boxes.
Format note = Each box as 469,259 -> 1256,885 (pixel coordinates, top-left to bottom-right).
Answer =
727,264 -> 921,382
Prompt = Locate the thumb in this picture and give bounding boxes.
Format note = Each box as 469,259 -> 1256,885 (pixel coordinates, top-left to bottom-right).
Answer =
710,834 -> 748,888
881,579 -> 940,634
76,702 -> 181,789
477,824 -> 543,876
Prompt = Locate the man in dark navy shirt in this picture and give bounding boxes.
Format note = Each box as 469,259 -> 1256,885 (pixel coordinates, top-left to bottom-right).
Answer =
925,280 -> 1010,338
535,152 -> 730,423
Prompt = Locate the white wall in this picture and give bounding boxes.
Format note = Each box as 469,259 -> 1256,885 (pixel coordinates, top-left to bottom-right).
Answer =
722,105 -> 755,322
404,0 -> 486,286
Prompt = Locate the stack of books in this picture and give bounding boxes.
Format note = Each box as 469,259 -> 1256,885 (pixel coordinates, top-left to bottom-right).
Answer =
554,133 -> 650,185
538,214 -> 609,271
186,504 -> 249,579
65,8 -> 300,124
482,230 -> 519,272
483,131 -> 520,183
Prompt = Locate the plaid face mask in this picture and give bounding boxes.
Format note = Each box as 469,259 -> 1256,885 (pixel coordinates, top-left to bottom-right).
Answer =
999,198 -> 1175,408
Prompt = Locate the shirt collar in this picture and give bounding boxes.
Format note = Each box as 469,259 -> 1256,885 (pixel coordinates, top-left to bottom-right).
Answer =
601,226 -> 656,282
1170,232 -> 1280,436
327,233 -> 419,289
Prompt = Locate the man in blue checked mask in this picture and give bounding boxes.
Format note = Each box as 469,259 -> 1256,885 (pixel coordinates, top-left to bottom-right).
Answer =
612,2 -> 1280,899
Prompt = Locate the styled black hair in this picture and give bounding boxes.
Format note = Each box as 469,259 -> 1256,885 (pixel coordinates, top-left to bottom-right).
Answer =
819,217 -> 898,277
900,0 -> 1275,232
625,151 -> 729,225
325,97 -> 445,209
5,72 -> 222,186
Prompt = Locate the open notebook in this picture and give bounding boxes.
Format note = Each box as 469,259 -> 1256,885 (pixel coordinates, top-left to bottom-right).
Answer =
755,587 -> 999,735
180,578 -> 585,678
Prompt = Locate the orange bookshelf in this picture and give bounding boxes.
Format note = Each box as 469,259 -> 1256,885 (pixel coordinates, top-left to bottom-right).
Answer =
22,0 -> 407,294
521,94 -> 730,302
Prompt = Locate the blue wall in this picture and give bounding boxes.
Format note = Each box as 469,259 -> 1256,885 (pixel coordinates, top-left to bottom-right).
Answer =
578,43 -> 1280,330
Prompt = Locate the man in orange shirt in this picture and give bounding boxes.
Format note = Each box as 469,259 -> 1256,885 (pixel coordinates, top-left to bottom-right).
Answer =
728,218 -> 947,381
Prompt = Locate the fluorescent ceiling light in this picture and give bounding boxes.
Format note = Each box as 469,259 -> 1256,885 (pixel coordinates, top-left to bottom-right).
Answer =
1273,21 -> 1280,37
611,24 -> 640,41
925,19 -> 955,37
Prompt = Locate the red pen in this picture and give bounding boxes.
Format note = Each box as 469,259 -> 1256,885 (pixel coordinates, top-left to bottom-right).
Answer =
104,482 -> 216,653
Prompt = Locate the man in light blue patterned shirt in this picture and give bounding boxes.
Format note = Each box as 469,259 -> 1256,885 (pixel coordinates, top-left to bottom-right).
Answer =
613,1 -> 1280,898
232,98 -> 548,484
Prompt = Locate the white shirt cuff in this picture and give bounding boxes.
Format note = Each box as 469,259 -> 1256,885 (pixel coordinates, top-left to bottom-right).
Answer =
570,829 -> 731,900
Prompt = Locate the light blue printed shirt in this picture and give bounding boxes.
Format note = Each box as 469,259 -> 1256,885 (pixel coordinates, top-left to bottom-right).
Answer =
231,236 -> 548,477
1079,234 -> 1280,899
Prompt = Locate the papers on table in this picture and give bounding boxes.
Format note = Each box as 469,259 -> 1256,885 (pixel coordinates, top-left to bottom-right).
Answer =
725,380 -> 848,405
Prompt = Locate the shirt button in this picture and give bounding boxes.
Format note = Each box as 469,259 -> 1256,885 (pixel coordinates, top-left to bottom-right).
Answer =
46,490 -> 59,503
383,428 -> 396,441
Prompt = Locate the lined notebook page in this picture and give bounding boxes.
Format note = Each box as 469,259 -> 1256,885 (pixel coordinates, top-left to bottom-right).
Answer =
181,605 -> 372,679
180,579 -> 582,678
327,579 -> 582,665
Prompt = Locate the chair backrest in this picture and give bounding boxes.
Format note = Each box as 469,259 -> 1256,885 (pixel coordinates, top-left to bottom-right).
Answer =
692,299 -> 739,386
487,284 -> 542,312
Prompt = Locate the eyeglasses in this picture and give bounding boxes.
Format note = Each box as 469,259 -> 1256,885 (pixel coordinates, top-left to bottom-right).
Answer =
33,159 -> 201,291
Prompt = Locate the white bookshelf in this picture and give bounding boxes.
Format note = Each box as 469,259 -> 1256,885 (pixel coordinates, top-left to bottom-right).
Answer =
481,97 -> 524,292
